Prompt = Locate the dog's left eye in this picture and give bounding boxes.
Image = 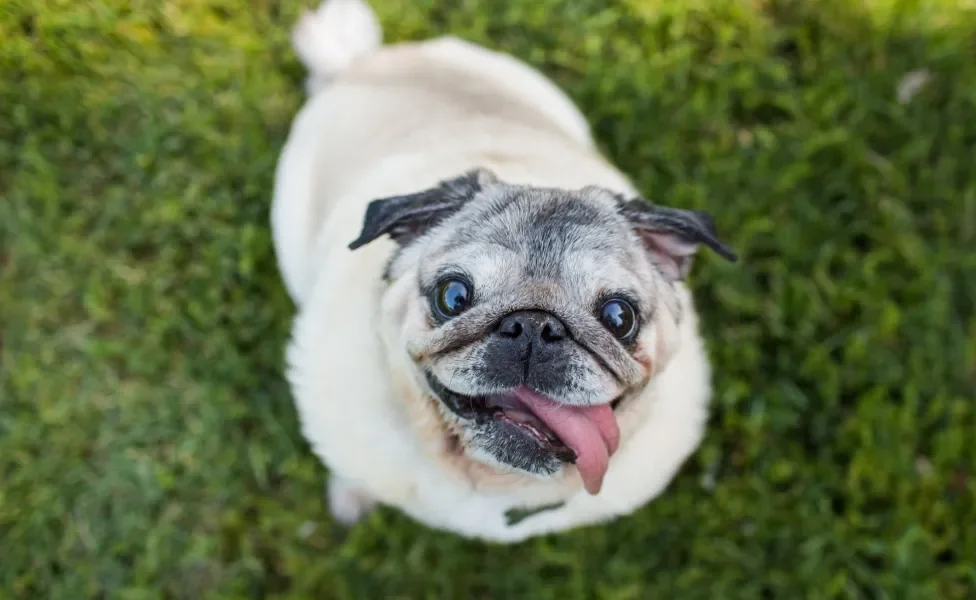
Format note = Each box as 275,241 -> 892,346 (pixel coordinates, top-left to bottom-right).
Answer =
432,278 -> 472,320
600,298 -> 638,341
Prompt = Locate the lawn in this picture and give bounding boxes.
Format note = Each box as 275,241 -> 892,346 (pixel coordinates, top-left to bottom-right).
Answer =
2,0 -> 974,597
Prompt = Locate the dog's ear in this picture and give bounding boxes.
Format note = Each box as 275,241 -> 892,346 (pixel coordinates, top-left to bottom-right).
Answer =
618,197 -> 737,281
348,168 -> 498,250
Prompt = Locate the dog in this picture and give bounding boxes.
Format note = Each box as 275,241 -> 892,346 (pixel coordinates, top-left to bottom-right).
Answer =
271,0 -> 737,543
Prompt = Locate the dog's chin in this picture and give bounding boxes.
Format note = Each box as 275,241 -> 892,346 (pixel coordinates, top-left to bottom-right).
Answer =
424,371 -> 622,479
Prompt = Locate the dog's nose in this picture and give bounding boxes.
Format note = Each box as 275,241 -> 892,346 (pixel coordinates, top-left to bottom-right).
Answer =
496,310 -> 567,344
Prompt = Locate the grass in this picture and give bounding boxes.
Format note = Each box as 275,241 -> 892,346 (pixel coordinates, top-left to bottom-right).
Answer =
2,0 -> 975,597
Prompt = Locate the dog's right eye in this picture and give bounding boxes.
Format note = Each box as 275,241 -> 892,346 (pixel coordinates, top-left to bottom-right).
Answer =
432,278 -> 472,320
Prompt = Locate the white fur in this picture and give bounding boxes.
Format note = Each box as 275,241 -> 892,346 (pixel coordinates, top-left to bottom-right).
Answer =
292,0 -> 382,95
272,0 -> 714,542
328,474 -> 378,525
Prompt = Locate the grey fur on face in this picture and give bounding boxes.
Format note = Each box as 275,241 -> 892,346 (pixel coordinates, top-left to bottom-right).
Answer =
350,169 -> 736,475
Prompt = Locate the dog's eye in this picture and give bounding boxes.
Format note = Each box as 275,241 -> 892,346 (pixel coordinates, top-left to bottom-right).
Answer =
599,299 -> 638,340
433,278 -> 472,319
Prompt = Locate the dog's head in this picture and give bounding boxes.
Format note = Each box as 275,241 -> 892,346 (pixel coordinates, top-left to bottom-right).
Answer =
349,169 -> 736,494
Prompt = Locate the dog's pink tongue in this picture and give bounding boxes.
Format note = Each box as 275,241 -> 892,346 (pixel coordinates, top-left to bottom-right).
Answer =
514,389 -> 620,495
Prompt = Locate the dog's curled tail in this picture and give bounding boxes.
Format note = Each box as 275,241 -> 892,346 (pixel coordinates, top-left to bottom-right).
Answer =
291,0 -> 382,95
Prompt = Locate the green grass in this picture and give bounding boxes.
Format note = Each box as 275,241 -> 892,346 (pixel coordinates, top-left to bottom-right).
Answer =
2,0 -> 975,597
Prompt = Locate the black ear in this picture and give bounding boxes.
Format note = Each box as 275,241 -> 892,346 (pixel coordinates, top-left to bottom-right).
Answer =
348,168 -> 497,250
618,198 -> 737,281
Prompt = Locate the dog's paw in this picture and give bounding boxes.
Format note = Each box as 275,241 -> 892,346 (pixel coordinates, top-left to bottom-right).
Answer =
327,475 -> 377,526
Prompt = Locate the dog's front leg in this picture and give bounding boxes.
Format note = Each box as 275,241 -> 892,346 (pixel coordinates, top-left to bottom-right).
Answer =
327,474 -> 377,525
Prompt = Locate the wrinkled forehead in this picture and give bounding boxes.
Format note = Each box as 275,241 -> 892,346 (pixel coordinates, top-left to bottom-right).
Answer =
420,189 -> 645,303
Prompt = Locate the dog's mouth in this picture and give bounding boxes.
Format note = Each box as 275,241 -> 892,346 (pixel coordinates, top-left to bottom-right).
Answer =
425,372 -> 622,494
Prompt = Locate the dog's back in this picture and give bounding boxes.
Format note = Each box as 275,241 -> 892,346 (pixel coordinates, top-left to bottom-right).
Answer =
273,0 -> 630,306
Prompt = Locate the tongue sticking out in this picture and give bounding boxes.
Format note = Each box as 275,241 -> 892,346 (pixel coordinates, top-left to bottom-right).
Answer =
513,388 -> 620,495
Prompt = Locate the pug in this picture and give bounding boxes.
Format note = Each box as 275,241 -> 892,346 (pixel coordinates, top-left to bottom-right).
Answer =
271,0 -> 737,543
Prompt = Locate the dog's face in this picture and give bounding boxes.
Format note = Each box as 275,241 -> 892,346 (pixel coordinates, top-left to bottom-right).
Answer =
349,169 -> 735,494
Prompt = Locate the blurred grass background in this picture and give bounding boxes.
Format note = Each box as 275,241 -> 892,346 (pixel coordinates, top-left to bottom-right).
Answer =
2,0 -> 975,597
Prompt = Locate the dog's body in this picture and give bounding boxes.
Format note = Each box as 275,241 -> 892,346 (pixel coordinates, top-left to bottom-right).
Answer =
272,0 -> 732,542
